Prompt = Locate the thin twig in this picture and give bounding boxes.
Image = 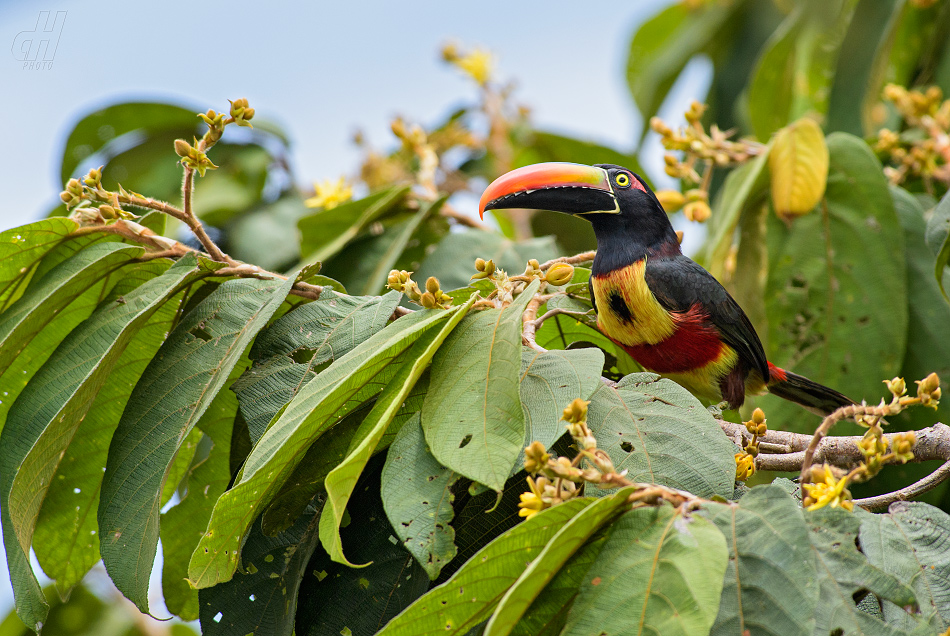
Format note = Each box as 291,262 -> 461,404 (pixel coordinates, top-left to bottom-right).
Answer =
539,251 -> 596,271
521,293 -> 548,352
854,459 -> 950,510
440,202 -> 494,231
181,167 -> 231,263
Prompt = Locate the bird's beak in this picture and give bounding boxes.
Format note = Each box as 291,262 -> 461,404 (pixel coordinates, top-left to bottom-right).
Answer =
478,162 -> 619,219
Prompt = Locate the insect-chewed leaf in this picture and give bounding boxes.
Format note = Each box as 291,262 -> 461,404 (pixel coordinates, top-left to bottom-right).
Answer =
702,484 -> 819,636
377,497 -> 595,636
859,501 -> 950,631
0,218 -> 78,309
422,280 -> 539,492
234,290 -> 400,441
586,372 -> 735,498
769,117 -> 829,222
0,254 -> 201,631
98,275 -> 295,612
188,307 -> 454,589
561,504 -> 728,636
381,414 -> 460,580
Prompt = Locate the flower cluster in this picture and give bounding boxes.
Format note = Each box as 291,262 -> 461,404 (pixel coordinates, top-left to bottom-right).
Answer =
305,177 -> 354,210
441,42 -> 494,86
517,398 -> 628,519
874,84 -> 950,192
734,408 -> 767,481
60,166 -> 140,226
386,270 -> 452,309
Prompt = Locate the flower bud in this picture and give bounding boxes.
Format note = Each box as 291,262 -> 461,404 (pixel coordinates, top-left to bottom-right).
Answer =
474,257 -> 486,271
420,292 -> 437,309
751,408 -> 766,425
562,398 -> 589,424
425,276 -> 440,295
174,139 -> 193,157
545,262 -> 574,287
683,200 -> 711,223
60,191 -> 73,204
66,178 -> 83,195
98,205 -> 117,219
655,190 -> 685,213
83,167 -> 102,187
917,372 -> 940,395
885,377 -> 906,397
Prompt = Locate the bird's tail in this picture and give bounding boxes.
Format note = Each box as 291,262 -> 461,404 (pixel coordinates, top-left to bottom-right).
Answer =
766,363 -> 854,416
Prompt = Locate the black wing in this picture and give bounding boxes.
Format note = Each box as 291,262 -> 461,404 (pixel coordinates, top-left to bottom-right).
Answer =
643,255 -> 770,382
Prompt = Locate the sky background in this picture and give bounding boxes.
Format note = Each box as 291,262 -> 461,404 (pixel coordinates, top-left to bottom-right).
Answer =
0,0 -> 710,626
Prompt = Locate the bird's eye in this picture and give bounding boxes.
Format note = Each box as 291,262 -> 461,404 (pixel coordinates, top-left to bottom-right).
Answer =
615,173 -> 630,188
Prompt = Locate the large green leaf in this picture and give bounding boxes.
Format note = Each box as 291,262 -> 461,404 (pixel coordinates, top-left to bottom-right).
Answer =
747,0 -> 858,140
98,275 -> 294,610
760,133 -> 907,431
161,370 -> 240,620
297,185 -> 410,264
199,500 -> 324,636
226,194 -> 310,271
534,313 -> 639,379
188,307 -> 454,588
927,190 -> 950,301
860,502 -> 950,631
381,414 -> 460,580
0,242 -> 143,375
517,347 -> 605,467
0,254 -> 201,630
377,497 -> 594,636
422,280 -> 538,491
0,218 -> 77,309
484,487 -> 635,636
807,507 -> 925,634
586,373 -> 735,498
233,290 -> 401,441
562,504 -> 728,636
319,295 -> 475,566
702,485 -> 819,636
32,280 -> 182,595
624,2 -> 742,126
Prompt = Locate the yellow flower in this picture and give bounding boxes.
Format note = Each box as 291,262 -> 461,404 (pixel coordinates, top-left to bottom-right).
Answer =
518,490 -> 544,519
305,177 -> 353,210
453,49 -> 493,86
803,465 -> 853,512
735,452 -> 755,481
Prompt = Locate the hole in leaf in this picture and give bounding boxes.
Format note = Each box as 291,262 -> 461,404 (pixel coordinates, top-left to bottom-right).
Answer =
291,347 -> 318,363
190,326 -> 213,342
459,434 -> 472,449
620,441 -> 634,453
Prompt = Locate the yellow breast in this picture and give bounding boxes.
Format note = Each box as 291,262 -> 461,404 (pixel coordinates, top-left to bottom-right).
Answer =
591,259 -> 675,346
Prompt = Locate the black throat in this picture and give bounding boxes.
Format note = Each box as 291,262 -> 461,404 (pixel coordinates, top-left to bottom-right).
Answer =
588,213 -> 681,277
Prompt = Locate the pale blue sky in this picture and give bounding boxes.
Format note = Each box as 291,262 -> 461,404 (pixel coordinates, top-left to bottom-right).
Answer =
1,0 -> 712,626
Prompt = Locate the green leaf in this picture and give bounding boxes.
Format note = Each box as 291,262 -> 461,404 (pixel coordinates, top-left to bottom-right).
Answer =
534,313 -> 639,379
927,189 -> 950,301
859,502 -> 950,631
298,186 -> 410,264
161,371 -> 239,620
484,487 -> 636,636
199,500 -> 324,636
0,254 -> 201,631
422,280 -> 539,491
702,485 -> 819,636
0,242 -> 143,376
747,0 -> 858,140
808,507 -> 924,634
381,414 -> 460,580
377,497 -> 594,636
414,231 -> 558,294
760,133 -> 907,432
586,373 -> 736,498
188,307 -> 455,588
624,2 -> 741,125
517,347 -> 605,467
98,275 -> 294,611
226,194 -> 310,271
562,504 -> 728,636
234,290 -> 401,441
32,280 -> 182,595
296,466 -> 429,636
0,218 -> 78,310
319,295 -> 476,566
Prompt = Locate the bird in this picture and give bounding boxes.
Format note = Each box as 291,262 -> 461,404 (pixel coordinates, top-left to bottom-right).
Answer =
478,161 -> 853,415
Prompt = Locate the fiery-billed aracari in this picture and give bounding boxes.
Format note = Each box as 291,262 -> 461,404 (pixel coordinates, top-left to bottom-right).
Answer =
479,162 -> 853,415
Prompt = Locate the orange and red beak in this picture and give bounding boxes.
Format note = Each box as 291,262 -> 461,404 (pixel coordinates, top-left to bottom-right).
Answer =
478,162 -> 618,219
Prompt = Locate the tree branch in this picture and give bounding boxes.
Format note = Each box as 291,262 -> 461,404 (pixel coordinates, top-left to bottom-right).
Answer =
852,459 -> 950,510
539,251 -> 596,271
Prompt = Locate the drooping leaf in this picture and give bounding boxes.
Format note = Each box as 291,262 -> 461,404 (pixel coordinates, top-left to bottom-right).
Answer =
759,133 -> 907,432
807,507 -> 925,634
377,497 -> 595,636
199,500 -> 324,636
586,373 -> 736,498
422,280 -> 538,491
562,504 -> 728,636
769,118 -> 829,222
859,502 -> 950,631
381,414 -> 460,580
98,275 -> 294,610
188,307 -> 454,588
702,484 -> 819,636
484,487 -> 636,636
233,290 -> 401,441
319,295 -> 475,566
0,254 -> 201,631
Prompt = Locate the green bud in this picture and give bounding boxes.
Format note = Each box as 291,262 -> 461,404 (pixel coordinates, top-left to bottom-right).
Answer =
98,205 -> 117,219
425,276 -> 440,295
475,257 -> 486,271
545,262 -> 574,286
420,292 -> 437,309
174,139 -> 193,157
